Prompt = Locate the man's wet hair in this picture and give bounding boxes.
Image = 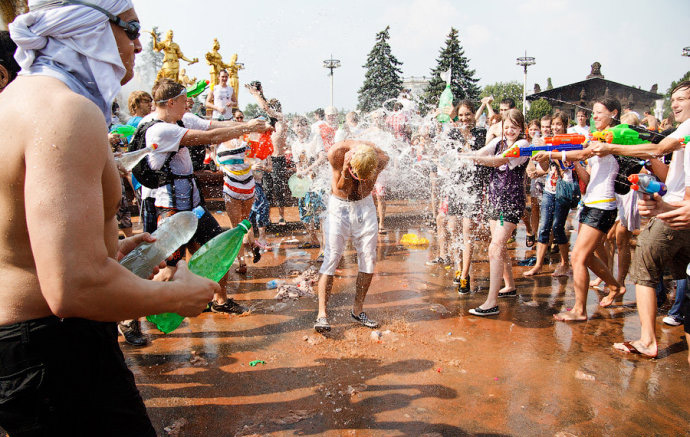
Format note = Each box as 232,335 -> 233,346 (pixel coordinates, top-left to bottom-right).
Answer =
268,98 -> 282,113
456,99 -> 475,113
500,98 -> 516,108
0,31 -> 20,83
152,79 -> 185,105
672,80 -> 690,95
314,108 -> 325,119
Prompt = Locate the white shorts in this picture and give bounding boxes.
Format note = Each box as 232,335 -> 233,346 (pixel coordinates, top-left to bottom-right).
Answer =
616,190 -> 641,231
319,194 -> 378,275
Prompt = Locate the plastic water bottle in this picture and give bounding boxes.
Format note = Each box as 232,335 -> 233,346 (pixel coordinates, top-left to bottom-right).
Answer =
437,68 -> 453,123
119,211 -> 198,278
266,279 -> 285,289
188,219 -> 252,282
115,146 -> 154,172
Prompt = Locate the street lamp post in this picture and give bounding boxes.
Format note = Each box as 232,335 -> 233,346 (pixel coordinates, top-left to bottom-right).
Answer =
323,55 -> 341,108
516,51 -> 535,117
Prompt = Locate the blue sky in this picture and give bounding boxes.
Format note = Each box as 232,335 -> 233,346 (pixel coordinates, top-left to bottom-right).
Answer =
128,0 -> 690,113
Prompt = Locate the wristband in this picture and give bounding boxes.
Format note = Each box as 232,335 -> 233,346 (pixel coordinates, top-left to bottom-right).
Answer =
562,151 -> 566,162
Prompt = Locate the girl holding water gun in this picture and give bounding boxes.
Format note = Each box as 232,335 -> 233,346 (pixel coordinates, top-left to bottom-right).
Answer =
524,111 -> 574,278
533,98 -> 624,321
460,109 -> 529,316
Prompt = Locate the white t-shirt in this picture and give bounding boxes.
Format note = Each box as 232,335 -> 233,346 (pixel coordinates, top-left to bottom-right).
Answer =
544,164 -> 573,195
664,118 -> 690,202
582,155 -> 618,210
140,112 -> 211,209
568,124 -> 590,137
212,85 -> 234,120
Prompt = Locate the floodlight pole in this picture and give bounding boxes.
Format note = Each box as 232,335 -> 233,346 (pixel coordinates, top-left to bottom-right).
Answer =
516,51 -> 536,116
323,55 -> 341,108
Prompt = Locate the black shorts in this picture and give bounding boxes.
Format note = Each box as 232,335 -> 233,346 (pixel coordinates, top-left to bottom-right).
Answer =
579,205 -> 617,234
270,156 -> 290,207
157,206 -> 223,266
486,204 -> 523,225
0,316 -> 155,436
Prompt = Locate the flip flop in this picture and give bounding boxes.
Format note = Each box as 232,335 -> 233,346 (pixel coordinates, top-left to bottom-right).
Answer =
614,341 -> 657,358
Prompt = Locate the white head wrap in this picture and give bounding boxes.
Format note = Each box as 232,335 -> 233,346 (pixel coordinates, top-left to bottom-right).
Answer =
9,0 -> 134,124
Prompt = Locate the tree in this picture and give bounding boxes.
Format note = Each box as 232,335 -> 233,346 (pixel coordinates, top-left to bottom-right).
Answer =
480,81 -> 524,112
357,26 -> 404,113
663,70 -> 690,119
422,28 -> 480,111
526,98 -> 553,122
243,103 -> 263,120
134,26 -> 164,91
546,78 -> 553,90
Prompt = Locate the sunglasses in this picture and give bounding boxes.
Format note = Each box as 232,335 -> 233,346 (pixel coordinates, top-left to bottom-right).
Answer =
32,0 -> 141,41
235,116 -> 244,120
155,88 -> 187,104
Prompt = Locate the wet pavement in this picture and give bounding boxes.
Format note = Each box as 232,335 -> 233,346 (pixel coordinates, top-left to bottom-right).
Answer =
122,204 -> 689,436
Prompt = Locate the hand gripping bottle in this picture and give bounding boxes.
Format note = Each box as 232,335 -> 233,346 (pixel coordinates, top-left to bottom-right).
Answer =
188,219 -> 252,282
119,209 -> 202,334
115,145 -> 156,172
628,174 -> 667,196
119,210 -> 198,278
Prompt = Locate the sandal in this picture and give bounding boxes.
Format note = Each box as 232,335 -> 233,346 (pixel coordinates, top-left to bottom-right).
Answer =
298,242 -> 320,249
378,228 -> 387,235
314,317 -> 331,333
525,234 -> 535,248
469,306 -> 499,316
236,264 -> 247,275
252,246 -> 261,264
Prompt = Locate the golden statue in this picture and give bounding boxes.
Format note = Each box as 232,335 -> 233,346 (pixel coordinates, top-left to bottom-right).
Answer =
178,68 -> 196,87
150,29 -> 198,83
226,53 -> 244,109
205,38 -> 231,87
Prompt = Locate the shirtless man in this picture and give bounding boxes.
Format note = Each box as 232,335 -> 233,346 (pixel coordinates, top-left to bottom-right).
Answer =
0,2 -> 218,434
314,141 -> 389,333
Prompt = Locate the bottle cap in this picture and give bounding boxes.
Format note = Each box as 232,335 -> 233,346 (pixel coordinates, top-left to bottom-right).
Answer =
238,219 -> 252,233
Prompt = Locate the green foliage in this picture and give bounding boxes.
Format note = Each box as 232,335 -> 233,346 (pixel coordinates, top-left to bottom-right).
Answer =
357,26 -> 404,113
526,98 -> 553,122
480,81 -> 524,112
243,103 -> 263,119
546,77 -> 553,90
421,28 -> 480,112
663,71 -> 690,119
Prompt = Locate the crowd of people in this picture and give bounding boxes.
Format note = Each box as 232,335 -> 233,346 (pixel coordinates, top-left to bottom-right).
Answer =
0,1 -> 688,435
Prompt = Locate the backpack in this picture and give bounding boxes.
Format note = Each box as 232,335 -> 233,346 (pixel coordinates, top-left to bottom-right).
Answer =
613,155 -> 643,195
128,119 -> 177,189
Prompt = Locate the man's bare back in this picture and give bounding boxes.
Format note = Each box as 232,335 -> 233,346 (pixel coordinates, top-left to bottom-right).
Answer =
0,76 -> 216,325
327,140 -> 389,201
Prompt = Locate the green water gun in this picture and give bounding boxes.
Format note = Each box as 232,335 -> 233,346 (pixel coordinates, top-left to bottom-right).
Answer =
110,125 -> 136,137
187,80 -> 210,98
591,124 -> 664,145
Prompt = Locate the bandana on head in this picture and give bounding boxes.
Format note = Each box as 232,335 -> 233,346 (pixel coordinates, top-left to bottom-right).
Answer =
9,0 -> 134,124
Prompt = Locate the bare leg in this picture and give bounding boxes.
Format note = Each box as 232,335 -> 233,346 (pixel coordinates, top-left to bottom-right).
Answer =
479,220 -> 516,309
447,215 -> 460,272
554,224 -> 606,321
530,197 -> 540,238
352,272 -> 374,314
552,243 -> 571,277
317,274 -> 334,319
521,209 -> 533,237
278,205 -> 285,222
613,285 -> 658,357
615,224 -> 632,290
461,217 -> 473,279
436,213 -> 448,260
499,241 -> 516,294
524,242 -> 548,276
376,195 -> 387,232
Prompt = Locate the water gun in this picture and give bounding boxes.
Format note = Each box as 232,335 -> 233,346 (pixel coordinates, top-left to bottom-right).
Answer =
110,125 -> 136,137
591,123 -> 665,145
628,174 -> 667,196
186,79 -> 209,98
502,134 -> 587,158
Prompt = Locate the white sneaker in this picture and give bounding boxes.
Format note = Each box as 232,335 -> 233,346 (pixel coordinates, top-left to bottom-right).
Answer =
662,316 -> 682,326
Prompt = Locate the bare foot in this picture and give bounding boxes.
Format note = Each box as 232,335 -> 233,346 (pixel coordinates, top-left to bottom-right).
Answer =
552,264 -> 570,277
523,266 -> 542,277
600,286 -> 626,308
589,278 -> 602,288
553,310 -> 587,322
613,340 -> 657,358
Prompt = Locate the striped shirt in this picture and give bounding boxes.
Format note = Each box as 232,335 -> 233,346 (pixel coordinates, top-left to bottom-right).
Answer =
216,139 -> 255,200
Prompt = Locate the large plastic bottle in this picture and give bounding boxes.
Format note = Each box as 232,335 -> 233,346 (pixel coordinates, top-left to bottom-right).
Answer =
119,210 -> 199,278
115,146 -> 155,172
437,68 -> 453,123
188,219 -> 252,282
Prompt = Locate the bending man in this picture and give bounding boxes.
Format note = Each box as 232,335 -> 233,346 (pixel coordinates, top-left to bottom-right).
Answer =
315,141 -> 389,332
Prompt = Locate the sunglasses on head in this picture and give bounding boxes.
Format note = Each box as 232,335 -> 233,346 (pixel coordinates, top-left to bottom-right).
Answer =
32,0 -> 141,41
155,88 -> 187,104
